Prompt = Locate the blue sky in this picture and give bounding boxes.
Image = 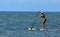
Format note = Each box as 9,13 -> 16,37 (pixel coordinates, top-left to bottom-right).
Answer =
0,0 -> 60,12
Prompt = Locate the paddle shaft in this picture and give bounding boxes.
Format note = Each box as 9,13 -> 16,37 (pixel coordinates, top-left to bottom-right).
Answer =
31,12 -> 40,29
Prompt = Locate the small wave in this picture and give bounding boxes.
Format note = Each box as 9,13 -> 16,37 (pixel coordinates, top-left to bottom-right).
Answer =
47,29 -> 60,31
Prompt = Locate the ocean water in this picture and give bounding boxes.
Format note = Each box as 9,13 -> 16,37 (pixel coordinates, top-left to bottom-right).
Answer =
0,12 -> 60,37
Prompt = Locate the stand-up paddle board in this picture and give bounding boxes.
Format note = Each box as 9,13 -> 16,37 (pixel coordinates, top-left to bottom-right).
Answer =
28,28 -> 46,31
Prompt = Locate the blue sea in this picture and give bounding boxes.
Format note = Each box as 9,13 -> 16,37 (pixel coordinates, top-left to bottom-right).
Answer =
0,12 -> 60,37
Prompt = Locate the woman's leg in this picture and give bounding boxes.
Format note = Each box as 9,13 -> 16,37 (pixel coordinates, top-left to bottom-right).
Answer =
42,23 -> 45,29
41,19 -> 46,30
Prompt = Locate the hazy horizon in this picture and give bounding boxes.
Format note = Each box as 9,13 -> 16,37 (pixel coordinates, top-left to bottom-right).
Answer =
0,0 -> 60,12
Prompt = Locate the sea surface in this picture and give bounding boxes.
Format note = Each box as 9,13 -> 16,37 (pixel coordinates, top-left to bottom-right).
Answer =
0,12 -> 60,37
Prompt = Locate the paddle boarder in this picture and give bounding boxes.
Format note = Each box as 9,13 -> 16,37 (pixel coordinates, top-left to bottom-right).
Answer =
36,12 -> 46,30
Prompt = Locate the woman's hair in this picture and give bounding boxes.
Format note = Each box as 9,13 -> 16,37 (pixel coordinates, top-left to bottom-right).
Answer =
41,13 -> 44,14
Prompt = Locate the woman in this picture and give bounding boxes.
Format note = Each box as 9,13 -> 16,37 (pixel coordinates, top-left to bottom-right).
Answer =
36,12 -> 46,30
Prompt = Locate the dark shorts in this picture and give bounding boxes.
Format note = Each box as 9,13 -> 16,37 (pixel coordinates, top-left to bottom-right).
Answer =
43,19 -> 46,24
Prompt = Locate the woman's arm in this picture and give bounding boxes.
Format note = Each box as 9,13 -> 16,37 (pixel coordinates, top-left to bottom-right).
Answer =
36,15 -> 41,18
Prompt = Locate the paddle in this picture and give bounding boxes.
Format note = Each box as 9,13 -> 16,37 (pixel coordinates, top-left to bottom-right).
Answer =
30,12 -> 40,30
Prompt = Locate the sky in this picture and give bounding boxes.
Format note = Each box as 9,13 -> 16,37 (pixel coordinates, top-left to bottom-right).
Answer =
0,0 -> 60,12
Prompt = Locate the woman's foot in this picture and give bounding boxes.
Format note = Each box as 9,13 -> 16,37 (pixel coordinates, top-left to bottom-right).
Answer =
40,28 -> 46,30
